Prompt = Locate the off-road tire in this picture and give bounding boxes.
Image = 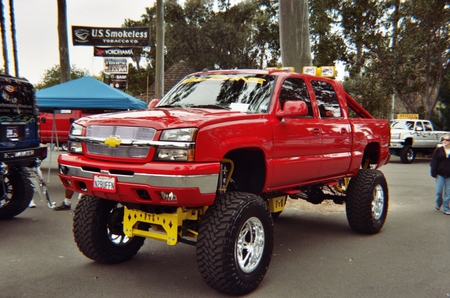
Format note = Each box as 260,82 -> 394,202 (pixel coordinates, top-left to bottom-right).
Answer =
196,192 -> 274,296
400,145 -> 415,163
0,170 -> 33,219
73,196 -> 145,264
346,169 -> 388,234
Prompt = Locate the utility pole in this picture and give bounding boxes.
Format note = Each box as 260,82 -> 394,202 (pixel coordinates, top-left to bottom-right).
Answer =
155,0 -> 164,99
57,0 -> 70,83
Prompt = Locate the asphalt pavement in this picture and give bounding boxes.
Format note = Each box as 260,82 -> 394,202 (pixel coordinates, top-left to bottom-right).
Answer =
0,153 -> 449,298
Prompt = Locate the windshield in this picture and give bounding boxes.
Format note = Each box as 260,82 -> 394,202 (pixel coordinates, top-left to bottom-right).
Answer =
390,120 -> 414,130
158,73 -> 276,113
0,76 -> 36,116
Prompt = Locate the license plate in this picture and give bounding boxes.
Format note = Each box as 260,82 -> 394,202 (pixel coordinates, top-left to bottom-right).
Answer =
93,174 -> 116,193
6,126 -> 18,138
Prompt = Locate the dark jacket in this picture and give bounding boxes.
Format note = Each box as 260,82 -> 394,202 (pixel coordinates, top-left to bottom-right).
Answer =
430,146 -> 450,178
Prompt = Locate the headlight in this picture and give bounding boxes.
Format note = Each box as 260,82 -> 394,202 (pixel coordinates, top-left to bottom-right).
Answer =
156,148 -> 194,161
391,132 -> 400,139
70,123 -> 84,136
160,128 -> 197,141
155,128 -> 197,161
68,123 -> 85,154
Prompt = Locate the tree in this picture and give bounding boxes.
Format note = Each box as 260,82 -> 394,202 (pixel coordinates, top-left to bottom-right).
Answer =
436,72 -> 450,130
402,0 -> 450,120
309,0 -> 347,67
34,64 -> 89,90
122,0 -> 280,95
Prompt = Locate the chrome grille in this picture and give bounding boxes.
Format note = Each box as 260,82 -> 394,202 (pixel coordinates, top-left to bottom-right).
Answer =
85,125 -> 155,158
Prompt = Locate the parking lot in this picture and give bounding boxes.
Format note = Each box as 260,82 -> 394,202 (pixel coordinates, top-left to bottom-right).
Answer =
0,153 -> 449,297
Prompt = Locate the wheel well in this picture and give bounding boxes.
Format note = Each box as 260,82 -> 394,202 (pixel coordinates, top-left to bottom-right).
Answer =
362,142 -> 381,168
223,148 -> 266,194
403,138 -> 413,146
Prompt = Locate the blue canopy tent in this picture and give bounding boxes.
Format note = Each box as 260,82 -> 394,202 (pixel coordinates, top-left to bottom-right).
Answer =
36,77 -> 146,183
36,76 -> 146,110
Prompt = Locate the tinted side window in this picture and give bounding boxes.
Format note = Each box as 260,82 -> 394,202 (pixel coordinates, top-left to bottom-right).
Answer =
424,122 -> 433,131
279,78 -> 313,117
311,80 -> 342,118
415,122 -> 424,131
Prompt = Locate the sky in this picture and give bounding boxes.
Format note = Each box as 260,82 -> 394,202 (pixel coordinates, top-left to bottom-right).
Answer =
7,0 -> 155,85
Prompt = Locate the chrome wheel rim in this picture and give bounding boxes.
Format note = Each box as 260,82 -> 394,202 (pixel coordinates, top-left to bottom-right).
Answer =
372,184 -> 385,220
236,217 -> 265,273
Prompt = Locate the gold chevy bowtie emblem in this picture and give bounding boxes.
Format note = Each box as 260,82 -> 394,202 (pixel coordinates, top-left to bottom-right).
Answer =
104,136 -> 121,148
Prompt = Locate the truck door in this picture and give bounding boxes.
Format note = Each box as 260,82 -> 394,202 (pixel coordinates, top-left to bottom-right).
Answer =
310,79 -> 352,178
422,121 -> 440,146
271,77 -> 322,186
415,121 -> 436,147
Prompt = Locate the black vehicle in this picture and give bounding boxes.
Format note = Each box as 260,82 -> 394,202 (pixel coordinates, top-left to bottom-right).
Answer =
0,74 -> 47,219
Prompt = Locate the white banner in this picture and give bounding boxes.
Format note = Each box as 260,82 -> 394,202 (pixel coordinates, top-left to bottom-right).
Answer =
103,58 -> 128,74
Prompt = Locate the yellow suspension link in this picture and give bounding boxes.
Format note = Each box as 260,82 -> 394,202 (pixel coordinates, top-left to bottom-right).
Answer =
122,206 -> 202,245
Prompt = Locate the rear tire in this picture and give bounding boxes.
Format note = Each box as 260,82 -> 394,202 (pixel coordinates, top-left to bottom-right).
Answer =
346,169 -> 388,234
196,192 -> 274,295
73,196 -> 145,264
0,170 -> 33,219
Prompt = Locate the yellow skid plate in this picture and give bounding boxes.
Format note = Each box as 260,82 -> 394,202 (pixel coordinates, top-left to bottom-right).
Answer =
123,206 -> 199,245
268,196 -> 286,213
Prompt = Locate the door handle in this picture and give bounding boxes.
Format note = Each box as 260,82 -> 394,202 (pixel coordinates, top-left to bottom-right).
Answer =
341,128 -> 348,134
313,128 -> 320,135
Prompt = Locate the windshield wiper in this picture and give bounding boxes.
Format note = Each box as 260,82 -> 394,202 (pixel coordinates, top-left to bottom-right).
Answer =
156,104 -> 183,108
190,104 -> 228,110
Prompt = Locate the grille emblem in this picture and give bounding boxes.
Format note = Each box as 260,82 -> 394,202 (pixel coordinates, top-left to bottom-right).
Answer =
104,136 -> 121,148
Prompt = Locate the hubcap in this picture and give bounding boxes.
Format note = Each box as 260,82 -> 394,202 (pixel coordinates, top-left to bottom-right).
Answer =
407,149 -> 414,161
235,217 -> 265,273
372,184 -> 385,220
107,204 -> 132,245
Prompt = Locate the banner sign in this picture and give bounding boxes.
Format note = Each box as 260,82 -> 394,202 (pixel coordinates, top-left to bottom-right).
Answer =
103,58 -> 128,74
396,114 -> 419,119
108,74 -> 128,90
72,26 -> 149,46
94,47 -> 134,57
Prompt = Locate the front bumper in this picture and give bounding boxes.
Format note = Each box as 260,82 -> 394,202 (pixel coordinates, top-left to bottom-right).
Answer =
0,145 -> 47,167
58,154 -> 219,207
389,140 -> 404,149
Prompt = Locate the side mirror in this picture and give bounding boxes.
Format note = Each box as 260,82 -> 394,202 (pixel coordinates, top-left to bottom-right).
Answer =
148,99 -> 160,109
276,101 -> 309,118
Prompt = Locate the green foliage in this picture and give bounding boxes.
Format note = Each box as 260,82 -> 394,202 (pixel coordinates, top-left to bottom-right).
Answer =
436,73 -> 450,130
126,64 -> 154,98
309,0 -> 449,119
343,74 -> 391,118
36,0 -> 447,118
123,0 -> 279,78
34,64 -> 89,90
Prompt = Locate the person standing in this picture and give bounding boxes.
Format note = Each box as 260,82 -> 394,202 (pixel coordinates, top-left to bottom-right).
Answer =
430,134 -> 450,215
53,189 -> 75,211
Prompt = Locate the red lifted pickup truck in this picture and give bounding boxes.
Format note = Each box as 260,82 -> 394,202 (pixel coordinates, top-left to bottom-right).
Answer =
59,68 -> 390,295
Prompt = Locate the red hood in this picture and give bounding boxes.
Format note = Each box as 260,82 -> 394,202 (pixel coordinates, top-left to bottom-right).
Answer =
75,108 -> 261,130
